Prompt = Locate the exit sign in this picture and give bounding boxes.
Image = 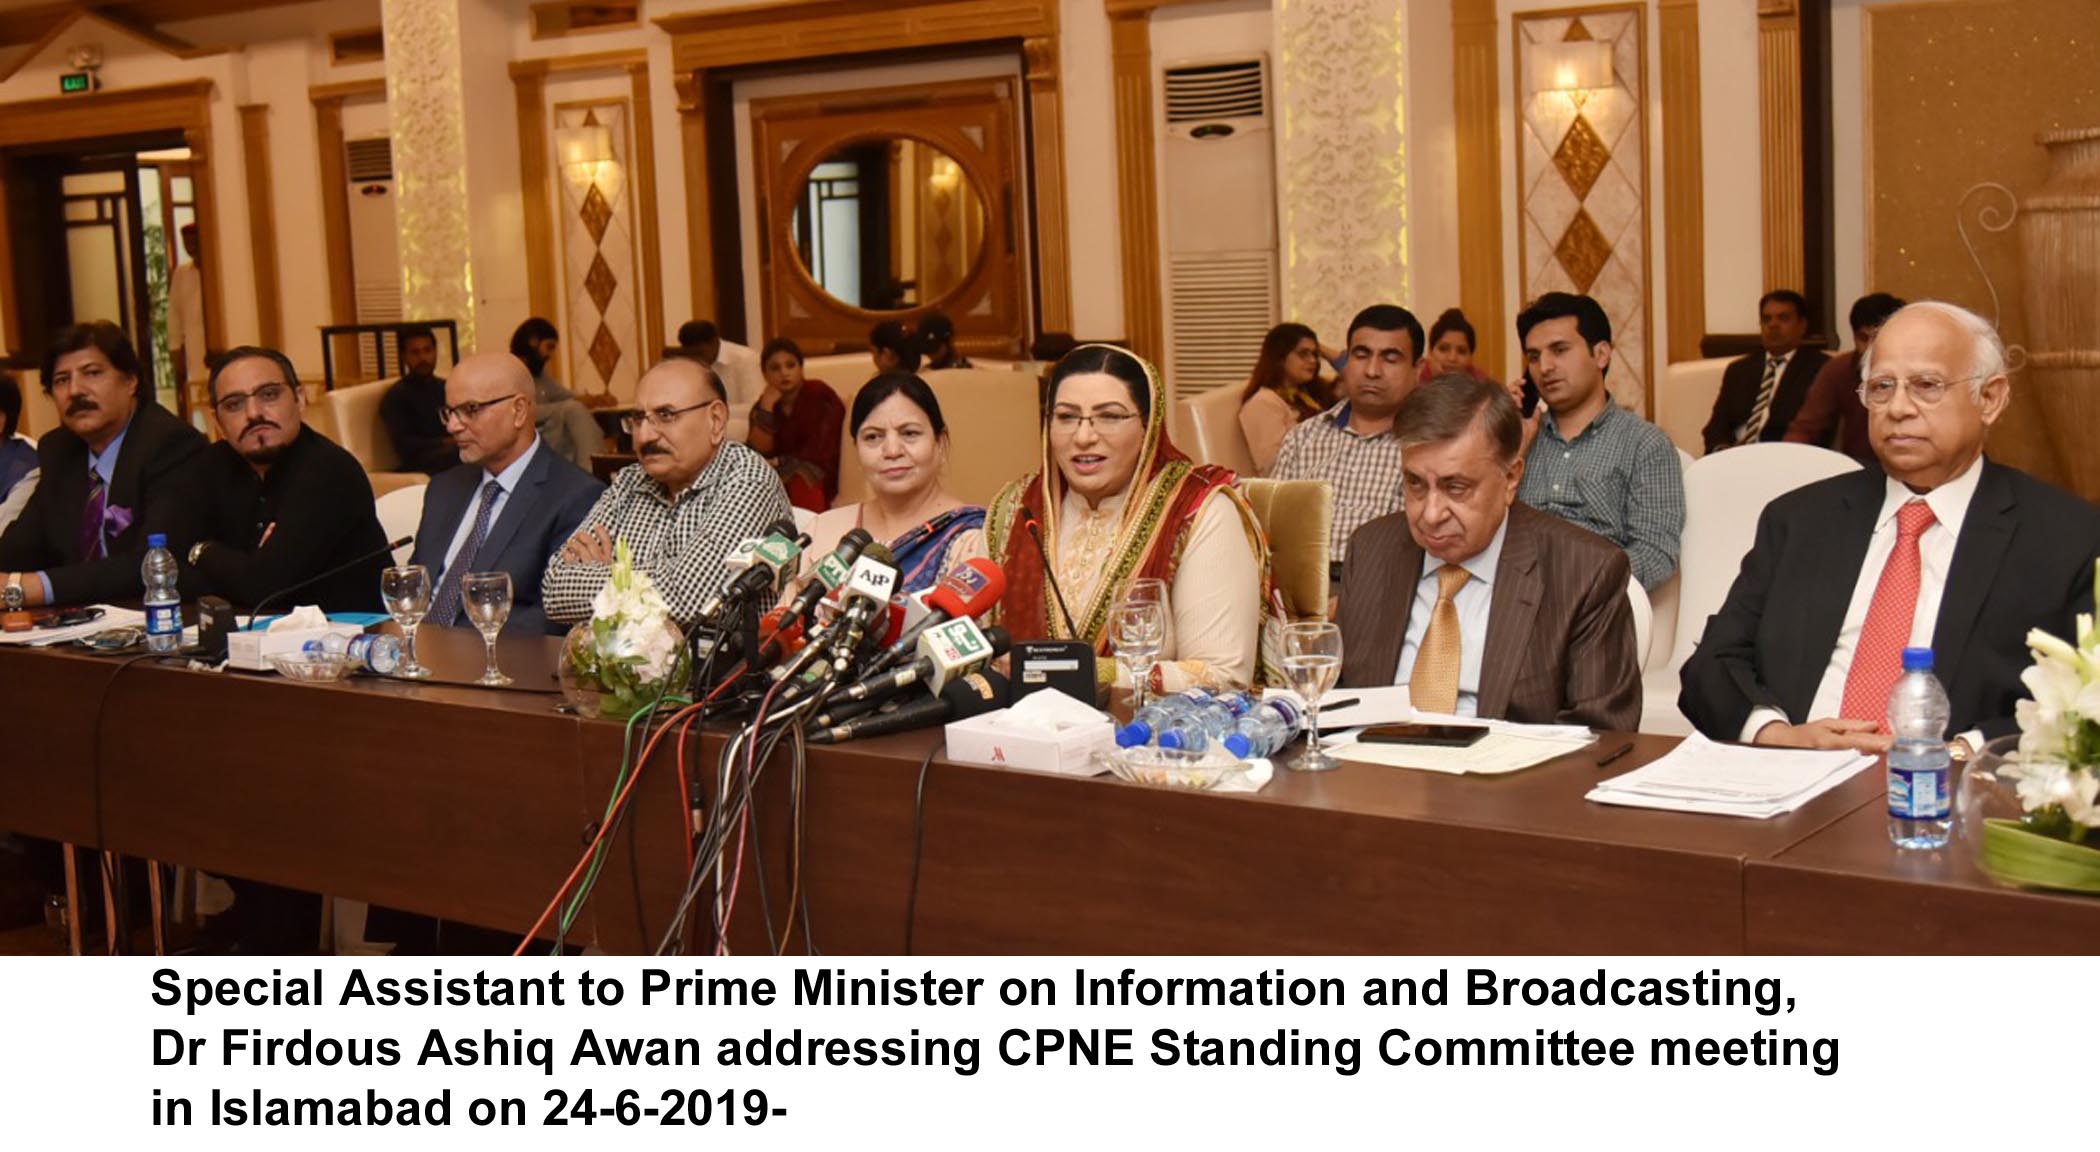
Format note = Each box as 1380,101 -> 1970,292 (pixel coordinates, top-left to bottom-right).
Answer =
59,71 -> 96,94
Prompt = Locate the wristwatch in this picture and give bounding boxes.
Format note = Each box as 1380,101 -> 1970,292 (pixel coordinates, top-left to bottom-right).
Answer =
188,540 -> 211,566
3,573 -> 23,612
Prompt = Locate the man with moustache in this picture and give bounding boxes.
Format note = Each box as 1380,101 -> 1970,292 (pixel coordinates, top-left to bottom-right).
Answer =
185,346 -> 388,612
379,325 -> 459,475
2,321 -> 206,611
542,356 -> 790,628
410,352 -> 602,636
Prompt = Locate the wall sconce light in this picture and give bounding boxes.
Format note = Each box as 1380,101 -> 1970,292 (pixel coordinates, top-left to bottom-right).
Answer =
928,155 -> 962,193
556,123 -> 615,169
1529,41 -> 1613,93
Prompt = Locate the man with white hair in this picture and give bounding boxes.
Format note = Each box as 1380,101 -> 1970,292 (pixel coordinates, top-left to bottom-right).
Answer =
1680,301 -> 2100,755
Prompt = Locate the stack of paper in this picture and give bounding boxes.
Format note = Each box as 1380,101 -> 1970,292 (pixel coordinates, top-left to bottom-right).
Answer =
1586,732 -> 1873,818
0,606 -> 145,647
1329,722 -> 1595,776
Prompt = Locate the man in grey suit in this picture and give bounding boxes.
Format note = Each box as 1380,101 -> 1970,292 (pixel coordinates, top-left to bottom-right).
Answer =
410,352 -> 603,636
1336,374 -> 1641,730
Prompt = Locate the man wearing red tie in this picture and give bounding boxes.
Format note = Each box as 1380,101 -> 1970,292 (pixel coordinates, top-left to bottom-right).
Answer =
1679,301 -> 2100,755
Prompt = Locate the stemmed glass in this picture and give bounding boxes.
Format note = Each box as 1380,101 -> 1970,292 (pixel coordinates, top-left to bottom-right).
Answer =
462,572 -> 513,686
1111,601 -> 1167,714
380,565 -> 432,679
1283,621 -> 1344,772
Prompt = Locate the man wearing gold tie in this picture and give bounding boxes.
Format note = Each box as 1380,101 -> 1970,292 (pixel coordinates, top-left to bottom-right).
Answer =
1335,373 -> 1641,729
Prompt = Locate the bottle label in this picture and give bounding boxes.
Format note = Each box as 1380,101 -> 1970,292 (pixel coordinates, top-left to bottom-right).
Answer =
145,603 -> 181,636
1888,765 -> 1950,820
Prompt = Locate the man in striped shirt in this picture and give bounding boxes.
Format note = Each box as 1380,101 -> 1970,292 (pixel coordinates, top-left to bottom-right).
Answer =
1271,304 -> 1422,584
542,357 -> 790,628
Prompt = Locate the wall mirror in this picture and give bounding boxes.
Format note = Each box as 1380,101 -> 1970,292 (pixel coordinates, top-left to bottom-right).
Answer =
791,135 -> 989,312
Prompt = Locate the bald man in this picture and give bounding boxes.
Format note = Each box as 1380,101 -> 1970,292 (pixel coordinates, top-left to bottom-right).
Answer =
409,352 -> 604,635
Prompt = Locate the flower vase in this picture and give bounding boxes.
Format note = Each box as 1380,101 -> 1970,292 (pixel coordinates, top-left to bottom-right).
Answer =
559,617 -> 688,722
1958,735 -> 2100,894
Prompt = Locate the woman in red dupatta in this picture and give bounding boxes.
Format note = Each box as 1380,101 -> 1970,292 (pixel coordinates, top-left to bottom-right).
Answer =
987,344 -> 1276,692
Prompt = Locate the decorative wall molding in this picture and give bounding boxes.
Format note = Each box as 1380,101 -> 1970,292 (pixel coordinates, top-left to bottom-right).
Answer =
1108,8 -> 1163,361
237,103 -> 282,349
1277,0 -> 1408,344
1023,34 -> 1072,334
1657,0 -> 1704,365
1758,0 -> 1804,293
381,0 -> 477,348
1452,0 -> 1506,375
672,72 -> 717,326
1513,4 -> 1652,413
628,61 -> 665,358
513,69 -> 556,322
309,82 -> 375,374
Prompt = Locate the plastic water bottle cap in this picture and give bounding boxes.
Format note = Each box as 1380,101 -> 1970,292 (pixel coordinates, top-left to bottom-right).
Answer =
1901,647 -> 1934,672
147,533 -> 167,548
1114,723 -> 1151,749
1223,733 -> 1253,760
1158,730 -> 1190,752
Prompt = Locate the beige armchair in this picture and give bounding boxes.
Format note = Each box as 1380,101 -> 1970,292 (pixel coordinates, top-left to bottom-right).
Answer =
1237,477 -> 1331,621
326,379 -> 427,497
1176,386 -> 1256,475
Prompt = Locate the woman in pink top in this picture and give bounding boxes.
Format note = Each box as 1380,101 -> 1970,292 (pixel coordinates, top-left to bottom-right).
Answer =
1237,322 -> 1332,475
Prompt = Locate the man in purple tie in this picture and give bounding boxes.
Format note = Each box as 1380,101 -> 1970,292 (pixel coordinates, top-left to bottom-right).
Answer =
0,322 -> 205,612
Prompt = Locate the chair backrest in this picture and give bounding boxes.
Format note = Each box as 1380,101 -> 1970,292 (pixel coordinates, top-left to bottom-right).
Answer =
835,367 -> 1042,507
1237,477 -> 1331,620
1625,573 -> 1653,674
1178,386 -> 1256,475
327,379 -> 403,471
1669,442 -> 1863,670
1656,357 -> 1731,458
14,371 -> 56,439
373,482 -> 427,565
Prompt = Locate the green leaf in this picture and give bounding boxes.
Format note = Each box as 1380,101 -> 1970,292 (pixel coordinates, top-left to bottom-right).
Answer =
1979,818 -> 2100,893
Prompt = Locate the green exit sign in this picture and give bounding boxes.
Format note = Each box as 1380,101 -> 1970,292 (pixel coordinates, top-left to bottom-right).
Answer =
59,72 -> 95,94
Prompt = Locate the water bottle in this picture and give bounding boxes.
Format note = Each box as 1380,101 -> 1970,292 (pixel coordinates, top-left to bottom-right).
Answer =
1224,695 -> 1307,760
1155,704 -> 1240,754
305,632 -> 403,676
141,533 -> 181,653
1116,689 -> 1218,748
1886,646 -> 1952,850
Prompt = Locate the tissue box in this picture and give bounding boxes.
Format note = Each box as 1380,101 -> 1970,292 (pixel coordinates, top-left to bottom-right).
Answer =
946,705 -> 1115,776
228,622 -> 366,671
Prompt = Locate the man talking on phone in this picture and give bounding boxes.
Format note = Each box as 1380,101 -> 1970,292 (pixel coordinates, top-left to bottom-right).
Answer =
1335,374 -> 1641,730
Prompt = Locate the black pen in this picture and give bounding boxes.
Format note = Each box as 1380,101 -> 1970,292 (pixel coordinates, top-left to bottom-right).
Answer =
1323,697 -> 1360,712
1594,742 -> 1635,768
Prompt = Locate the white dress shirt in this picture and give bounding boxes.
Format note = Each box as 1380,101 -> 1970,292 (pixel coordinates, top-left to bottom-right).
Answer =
1394,515 -> 1509,717
438,435 -> 541,580
1742,453 -> 1986,743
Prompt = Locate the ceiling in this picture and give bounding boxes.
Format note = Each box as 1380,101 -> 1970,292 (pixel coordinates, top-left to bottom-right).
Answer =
0,2 -> 319,48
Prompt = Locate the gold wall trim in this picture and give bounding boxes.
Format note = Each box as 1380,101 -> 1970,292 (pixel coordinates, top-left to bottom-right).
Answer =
1758,0 -> 1803,291
508,48 -> 648,78
237,104 -> 282,349
629,60 -> 665,357
658,0 -> 1056,72
1658,0 -> 1705,363
308,78 -> 386,103
1023,34 -> 1072,334
1108,9 -> 1162,360
1452,0 -> 1505,375
672,72 -> 716,327
311,88 -> 358,374
513,69 -> 556,322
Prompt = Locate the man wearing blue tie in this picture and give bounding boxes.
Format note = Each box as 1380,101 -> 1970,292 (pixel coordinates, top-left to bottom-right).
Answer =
410,352 -> 602,635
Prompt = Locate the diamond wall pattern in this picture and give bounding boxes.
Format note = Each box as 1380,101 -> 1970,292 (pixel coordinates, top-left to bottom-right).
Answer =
1517,8 -> 1651,412
554,102 -> 643,400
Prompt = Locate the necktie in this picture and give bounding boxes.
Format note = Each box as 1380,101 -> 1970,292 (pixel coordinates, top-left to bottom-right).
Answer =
1839,500 -> 1938,730
1409,564 -> 1472,714
78,466 -> 107,561
1739,355 -> 1784,444
430,480 -> 502,626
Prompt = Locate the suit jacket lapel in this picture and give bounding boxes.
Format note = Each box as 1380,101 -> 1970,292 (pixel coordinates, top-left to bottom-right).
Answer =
1354,530 -> 1423,688
1933,458 -> 2014,681
1789,470 -> 1881,716
471,448 -> 549,571
1477,510 -> 1541,718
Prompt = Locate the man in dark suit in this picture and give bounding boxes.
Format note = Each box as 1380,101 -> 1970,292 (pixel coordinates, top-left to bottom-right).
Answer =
1701,290 -> 1830,453
410,352 -> 603,636
379,324 -> 459,475
186,346 -> 389,612
1,322 -> 205,612
1680,301 -> 2100,756
1337,374 -> 1641,730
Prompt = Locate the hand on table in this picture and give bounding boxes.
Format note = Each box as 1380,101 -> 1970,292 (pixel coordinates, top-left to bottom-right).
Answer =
1753,717 -> 1892,754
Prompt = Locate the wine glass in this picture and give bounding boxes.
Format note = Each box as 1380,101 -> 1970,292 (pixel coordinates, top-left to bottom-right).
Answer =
380,565 -> 432,679
462,571 -> 513,686
1110,599 -> 1166,712
1282,621 -> 1344,772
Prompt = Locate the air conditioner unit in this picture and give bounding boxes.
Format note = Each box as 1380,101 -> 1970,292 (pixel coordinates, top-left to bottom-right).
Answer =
1161,57 -> 1278,403
345,136 -> 400,379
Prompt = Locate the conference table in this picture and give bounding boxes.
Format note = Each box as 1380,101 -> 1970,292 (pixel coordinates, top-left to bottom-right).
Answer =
1,630 -> 2094,954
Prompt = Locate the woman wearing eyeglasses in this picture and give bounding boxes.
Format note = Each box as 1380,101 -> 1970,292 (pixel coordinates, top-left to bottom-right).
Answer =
1239,322 -> 1331,476
987,344 -> 1275,693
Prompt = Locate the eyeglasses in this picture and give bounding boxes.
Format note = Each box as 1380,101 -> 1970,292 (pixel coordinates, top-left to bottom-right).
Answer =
1857,373 -> 1986,408
1049,409 -> 1140,435
621,399 -> 720,434
438,395 -> 521,424
214,383 -> 292,417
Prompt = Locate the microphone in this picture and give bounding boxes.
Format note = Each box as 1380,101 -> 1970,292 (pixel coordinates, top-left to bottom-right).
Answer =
1020,510 -> 1081,639
807,669 -> 1010,745
781,528 -> 874,624
813,622 -> 1010,729
698,529 -> 805,624
748,604 -> 807,671
246,535 -> 412,628
858,557 -> 1006,678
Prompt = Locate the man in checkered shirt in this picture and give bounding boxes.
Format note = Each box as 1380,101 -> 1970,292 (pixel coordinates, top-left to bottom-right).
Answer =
542,357 -> 791,628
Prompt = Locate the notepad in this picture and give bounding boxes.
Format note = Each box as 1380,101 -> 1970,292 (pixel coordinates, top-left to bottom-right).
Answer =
1586,732 -> 1874,818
